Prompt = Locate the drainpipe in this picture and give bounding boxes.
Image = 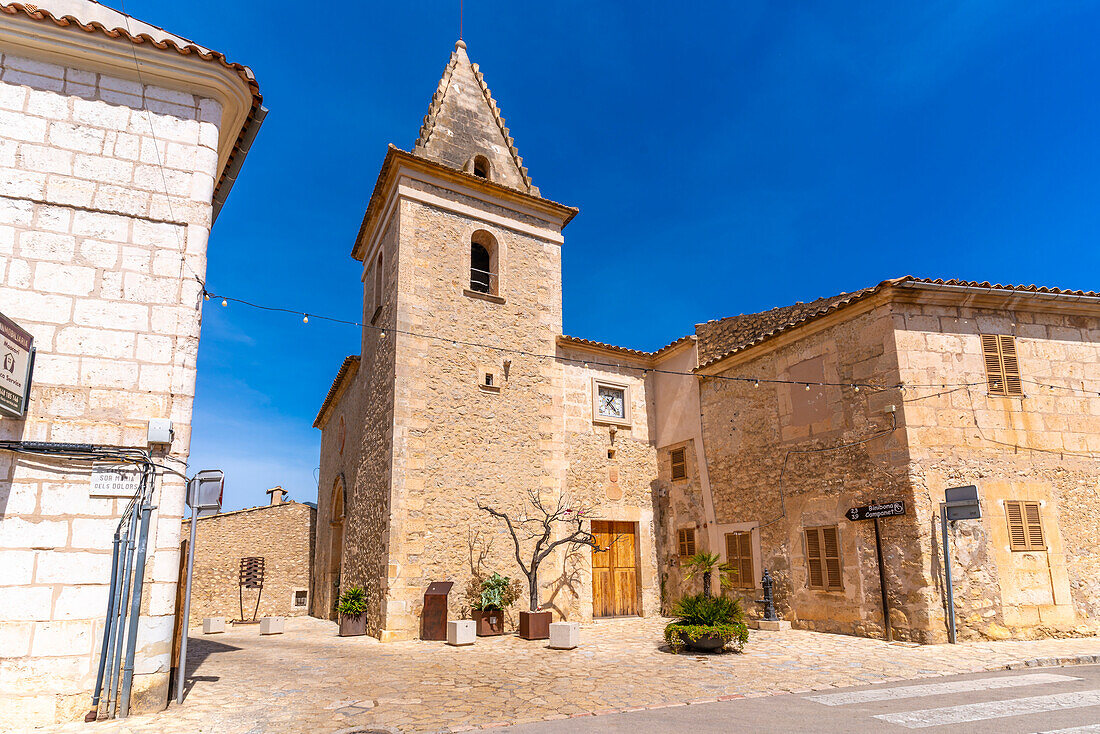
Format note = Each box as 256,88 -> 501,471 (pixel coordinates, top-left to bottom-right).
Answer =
211,106 -> 268,223
86,528 -> 123,721
107,499 -> 140,718
118,467 -> 155,718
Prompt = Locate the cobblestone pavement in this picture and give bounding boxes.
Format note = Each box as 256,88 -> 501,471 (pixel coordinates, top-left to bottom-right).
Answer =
37,617 -> 1100,734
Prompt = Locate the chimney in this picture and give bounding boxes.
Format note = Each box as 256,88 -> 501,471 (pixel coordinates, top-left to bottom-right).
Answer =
266,486 -> 286,505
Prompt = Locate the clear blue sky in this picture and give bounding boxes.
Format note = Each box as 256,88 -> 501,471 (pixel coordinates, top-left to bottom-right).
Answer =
111,1 -> 1100,511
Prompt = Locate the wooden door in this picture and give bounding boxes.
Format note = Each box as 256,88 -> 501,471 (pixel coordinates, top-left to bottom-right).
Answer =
591,521 -> 639,617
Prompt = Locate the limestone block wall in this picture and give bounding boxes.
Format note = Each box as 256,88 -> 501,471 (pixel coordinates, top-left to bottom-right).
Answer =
180,502 -> 315,622
559,350 -> 660,621
699,303 -> 925,640
894,298 -> 1100,640
0,52 -> 220,724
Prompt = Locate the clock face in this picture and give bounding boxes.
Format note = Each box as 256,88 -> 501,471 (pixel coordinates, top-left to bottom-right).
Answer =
598,385 -> 625,420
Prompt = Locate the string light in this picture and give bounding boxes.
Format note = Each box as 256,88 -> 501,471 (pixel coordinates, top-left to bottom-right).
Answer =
221,299 -> 227,307
854,385 -> 860,392
805,384 -> 811,391
203,293 -> 209,301
302,314 -> 309,324
754,380 -> 759,388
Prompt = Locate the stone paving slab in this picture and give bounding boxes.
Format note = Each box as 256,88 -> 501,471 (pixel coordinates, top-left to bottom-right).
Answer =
29,616 -> 1100,734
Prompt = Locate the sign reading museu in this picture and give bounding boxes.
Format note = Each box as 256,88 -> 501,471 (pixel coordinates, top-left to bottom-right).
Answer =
0,312 -> 34,419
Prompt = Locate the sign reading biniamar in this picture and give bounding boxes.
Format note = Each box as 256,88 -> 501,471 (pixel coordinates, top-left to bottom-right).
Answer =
0,312 -> 34,418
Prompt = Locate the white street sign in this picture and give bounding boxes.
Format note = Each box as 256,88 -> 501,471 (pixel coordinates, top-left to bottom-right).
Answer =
90,464 -> 143,498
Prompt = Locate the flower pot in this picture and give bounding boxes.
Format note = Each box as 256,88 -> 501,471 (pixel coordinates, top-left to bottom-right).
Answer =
339,613 -> 367,637
686,633 -> 725,652
519,610 -> 552,640
474,609 -> 503,636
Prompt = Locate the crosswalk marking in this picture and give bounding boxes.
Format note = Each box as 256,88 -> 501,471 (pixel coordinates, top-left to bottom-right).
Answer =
806,673 -> 1078,706
873,689 -> 1100,728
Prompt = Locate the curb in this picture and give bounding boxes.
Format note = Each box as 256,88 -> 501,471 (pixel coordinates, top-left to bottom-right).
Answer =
450,654 -> 1100,732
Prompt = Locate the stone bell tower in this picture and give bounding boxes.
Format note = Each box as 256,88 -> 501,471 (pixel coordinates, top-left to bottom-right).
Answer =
323,40 -> 578,640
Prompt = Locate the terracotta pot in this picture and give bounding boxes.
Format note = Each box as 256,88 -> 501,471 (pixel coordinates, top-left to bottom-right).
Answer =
686,633 -> 725,652
474,609 -> 504,636
519,610 -> 552,640
338,613 -> 367,637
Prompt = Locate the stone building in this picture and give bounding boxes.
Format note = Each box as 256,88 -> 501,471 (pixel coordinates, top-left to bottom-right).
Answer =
316,41 -> 1100,644
180,488 -> 315,623
0,1 -> 261,725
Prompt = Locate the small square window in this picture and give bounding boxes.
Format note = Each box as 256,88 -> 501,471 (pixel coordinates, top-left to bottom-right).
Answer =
479,368 -> 501,392
592,378 -> 631,426
293,590 -> 308,607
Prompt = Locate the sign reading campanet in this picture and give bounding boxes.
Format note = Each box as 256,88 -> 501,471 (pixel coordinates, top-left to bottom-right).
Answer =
0,312 -> 34,418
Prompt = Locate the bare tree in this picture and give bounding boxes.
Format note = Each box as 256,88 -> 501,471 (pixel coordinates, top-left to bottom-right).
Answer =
476,489 -> 614,612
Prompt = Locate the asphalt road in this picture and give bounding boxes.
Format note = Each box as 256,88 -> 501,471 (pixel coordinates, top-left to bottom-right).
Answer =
494,665 -> 1100,733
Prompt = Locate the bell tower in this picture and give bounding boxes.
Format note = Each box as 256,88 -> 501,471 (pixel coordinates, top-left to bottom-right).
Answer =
342,41 -> 578,640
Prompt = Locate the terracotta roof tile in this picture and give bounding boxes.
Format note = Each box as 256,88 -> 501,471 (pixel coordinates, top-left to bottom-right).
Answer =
313,355 -> 360,429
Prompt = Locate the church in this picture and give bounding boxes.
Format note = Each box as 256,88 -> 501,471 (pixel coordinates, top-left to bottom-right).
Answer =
313,40 -> 1100,643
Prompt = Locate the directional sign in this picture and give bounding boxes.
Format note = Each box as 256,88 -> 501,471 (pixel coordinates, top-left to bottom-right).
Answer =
0,312 -> 34,418
846,500 -> 906,522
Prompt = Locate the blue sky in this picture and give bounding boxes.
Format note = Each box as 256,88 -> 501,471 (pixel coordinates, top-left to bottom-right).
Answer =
111,1 -> 1100,510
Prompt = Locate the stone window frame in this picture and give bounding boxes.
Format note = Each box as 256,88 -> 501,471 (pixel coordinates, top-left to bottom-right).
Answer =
1005,499 -> 1046,551
592,377 -> 632,427
370,251 -> 384,324
463,228 -> 506,304
292,589 -> 308,608
803,524 -> 843,591
478,365 -> 502,393
775,345 -> 843,441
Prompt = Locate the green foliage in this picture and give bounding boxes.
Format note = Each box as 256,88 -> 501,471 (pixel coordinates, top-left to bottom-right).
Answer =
681,552 -> 736,597
470,572 -> 522,611
337,586 -> 368,617
664,593 -> 748,653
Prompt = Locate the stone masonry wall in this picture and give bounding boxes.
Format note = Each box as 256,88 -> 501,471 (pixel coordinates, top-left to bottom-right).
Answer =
698,302 -> 927,640
0,51 -> 220,724
894,297 -> 1100,640
180,502 -> 315,623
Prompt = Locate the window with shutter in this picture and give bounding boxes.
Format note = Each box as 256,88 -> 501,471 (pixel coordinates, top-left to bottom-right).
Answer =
981,334 -> 1023,396
677,528 -> 696,558
805,526 -> 843,590
725,531 -> 755,589
1006,500 -> 1045,551
670,447 -> 687,480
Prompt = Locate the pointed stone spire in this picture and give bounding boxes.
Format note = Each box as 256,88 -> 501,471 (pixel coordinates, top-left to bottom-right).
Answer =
412,40 -> 539,196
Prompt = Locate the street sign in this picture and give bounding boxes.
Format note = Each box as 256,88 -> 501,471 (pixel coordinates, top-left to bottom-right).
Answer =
90,464 -> 143,498
944,485 -> 981,521
0,312 -> 34,418
846,500 -> 906,522
186,469 -> 224,520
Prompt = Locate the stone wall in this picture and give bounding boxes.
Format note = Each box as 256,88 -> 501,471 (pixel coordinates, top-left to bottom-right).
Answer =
180,502 -> 315,622
894,296 -> 1100,640
697,302 -> 925,640
0,51 -> 221,723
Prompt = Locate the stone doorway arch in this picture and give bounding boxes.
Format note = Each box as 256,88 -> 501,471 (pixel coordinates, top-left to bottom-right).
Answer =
328,474 -> 347,619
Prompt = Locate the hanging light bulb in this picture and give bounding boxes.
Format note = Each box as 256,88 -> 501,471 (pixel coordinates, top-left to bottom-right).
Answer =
854,385 -> 860,392
380,330 -> 387,338
221,298 -> 227,307
754,380 -> 760,388
203,293 -> 209,301
805,383 -> 811,391
302,314 -> 309,324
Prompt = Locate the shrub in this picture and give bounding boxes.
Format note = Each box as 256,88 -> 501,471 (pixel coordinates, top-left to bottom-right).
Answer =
664,593 -> 749,653
337,586 -> 368,617
466,572 -> 522,612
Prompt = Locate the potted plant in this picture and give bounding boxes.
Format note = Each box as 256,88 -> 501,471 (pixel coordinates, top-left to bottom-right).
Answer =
337,585 -> 368,637
477,490 -> 613,640
466,572 -> 519,636
664,593 -> 749,653
681,552 -> 735,598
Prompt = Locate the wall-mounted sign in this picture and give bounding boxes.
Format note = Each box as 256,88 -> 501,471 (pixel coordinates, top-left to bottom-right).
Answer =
0,312 -> 34,418
846,500 -> 906,522
90,464 -> 143,497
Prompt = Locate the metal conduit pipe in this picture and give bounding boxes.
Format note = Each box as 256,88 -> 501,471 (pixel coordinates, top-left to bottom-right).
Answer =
86,529 -> 123,721
107,498 -> 140,719
118,466 -> 155,718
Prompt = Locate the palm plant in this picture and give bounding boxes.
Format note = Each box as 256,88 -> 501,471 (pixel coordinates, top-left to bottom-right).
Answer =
681,552 -> 736,598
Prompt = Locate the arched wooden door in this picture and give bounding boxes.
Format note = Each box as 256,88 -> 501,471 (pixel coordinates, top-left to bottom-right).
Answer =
591,521 -> 639,617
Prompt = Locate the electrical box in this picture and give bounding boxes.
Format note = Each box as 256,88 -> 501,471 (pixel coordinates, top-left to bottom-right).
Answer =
147,419 -> 174,445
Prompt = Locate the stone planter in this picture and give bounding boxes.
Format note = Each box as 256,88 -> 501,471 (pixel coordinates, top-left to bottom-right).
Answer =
685,633 -> 725,652
548,621 -> 579,649
473,609 -> 504,636
339,613 -> 367,637
447,620 -> 476,646
519,610 -> 552,640
259,617 -> 284,635
202,617 -> 225,634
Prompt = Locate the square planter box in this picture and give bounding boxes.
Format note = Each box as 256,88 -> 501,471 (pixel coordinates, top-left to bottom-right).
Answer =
202,617 -> 225,634
519,610 -> 552,640
447,620 -> 476,646
548,621 -> 579,649
259,617 -> 284,635
474,609 -> 503,636
339,613 -> 367,637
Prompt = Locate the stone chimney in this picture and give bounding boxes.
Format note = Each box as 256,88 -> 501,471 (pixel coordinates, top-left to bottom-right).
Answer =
266,486 -> 286,505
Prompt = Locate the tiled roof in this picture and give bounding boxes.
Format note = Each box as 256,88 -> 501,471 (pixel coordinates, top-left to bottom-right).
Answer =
556,334 -> 694,364
313,355 -> 360,429
1,2 -> 262,204
695,276 -> 1100,370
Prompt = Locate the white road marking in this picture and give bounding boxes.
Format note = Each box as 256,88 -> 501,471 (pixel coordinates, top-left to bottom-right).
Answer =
806,673 -> 1078,706
874,689 -> 1100,728
1037,726 -> 1100,733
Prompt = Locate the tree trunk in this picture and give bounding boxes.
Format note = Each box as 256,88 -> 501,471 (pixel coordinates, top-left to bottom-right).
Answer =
528,568 -> 539,611
702,570 -> 712,598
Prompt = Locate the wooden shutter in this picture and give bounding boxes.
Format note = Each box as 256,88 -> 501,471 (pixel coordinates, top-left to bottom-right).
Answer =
670,448 -> 687,480
1006,500 -> 1045,551
805,526 -> 843,590
981,334 -> 1023,396
725,532 -> 755,589
678,528 -> 696,558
